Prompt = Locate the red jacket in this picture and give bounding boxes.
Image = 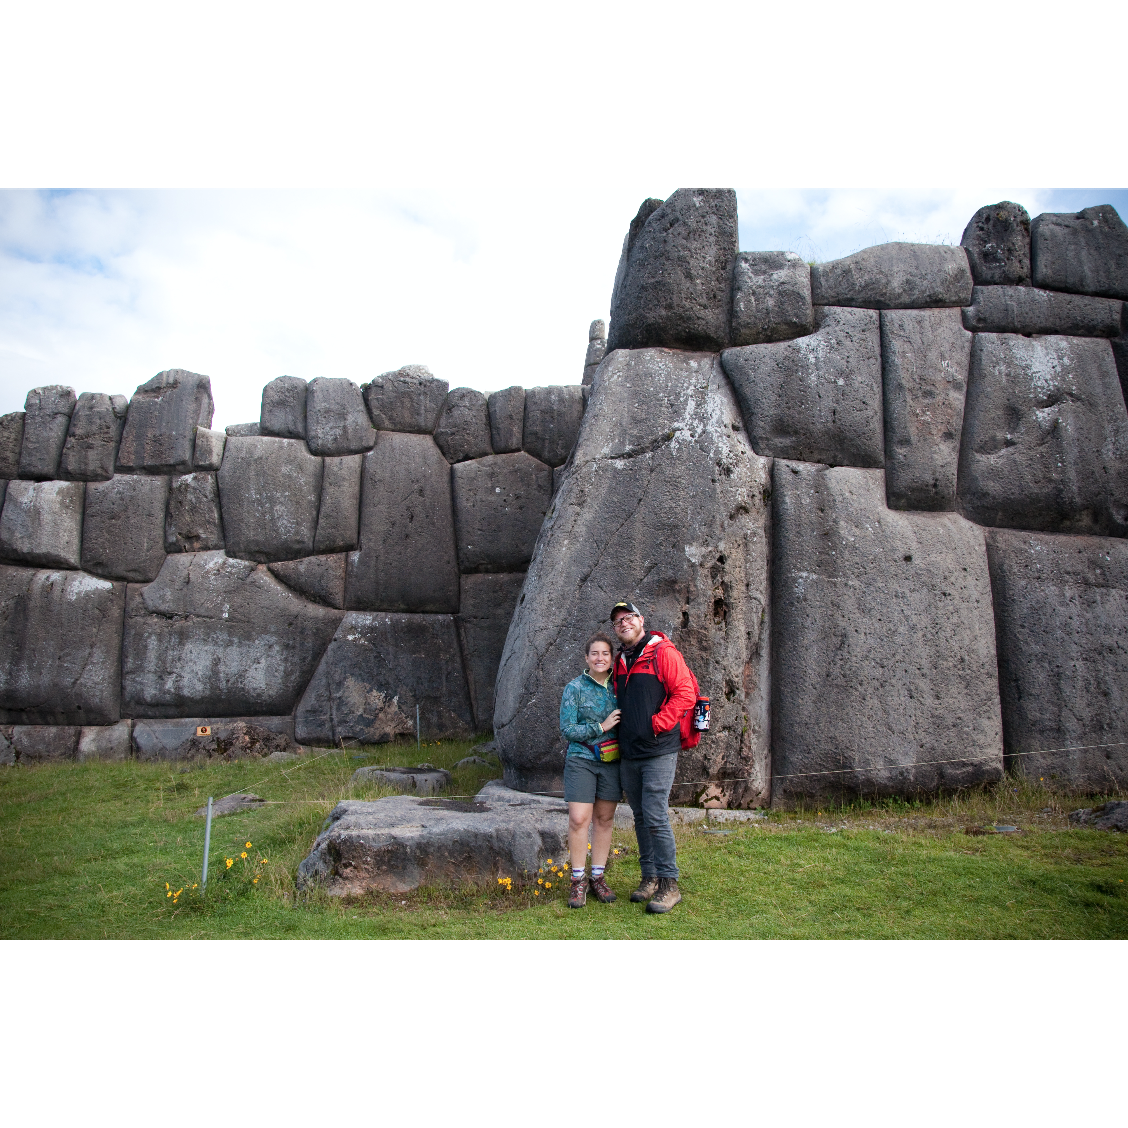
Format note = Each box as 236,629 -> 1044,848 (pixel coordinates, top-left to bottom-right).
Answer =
612,631 -> 697,760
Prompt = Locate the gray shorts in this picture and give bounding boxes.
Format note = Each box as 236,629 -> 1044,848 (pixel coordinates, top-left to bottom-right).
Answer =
563,755 -> 622,804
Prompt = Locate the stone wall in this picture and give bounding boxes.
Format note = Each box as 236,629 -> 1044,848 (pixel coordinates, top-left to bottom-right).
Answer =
0,365 -> 586,761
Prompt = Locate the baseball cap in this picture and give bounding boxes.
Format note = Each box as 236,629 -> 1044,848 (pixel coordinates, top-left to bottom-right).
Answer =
609,601 -> 641,621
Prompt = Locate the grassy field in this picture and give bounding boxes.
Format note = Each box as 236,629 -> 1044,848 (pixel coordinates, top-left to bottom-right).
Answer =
1,737 -> 1126,939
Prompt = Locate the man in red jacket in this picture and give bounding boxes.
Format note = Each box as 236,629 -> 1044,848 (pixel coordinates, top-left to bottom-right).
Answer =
610,600 -> 696,913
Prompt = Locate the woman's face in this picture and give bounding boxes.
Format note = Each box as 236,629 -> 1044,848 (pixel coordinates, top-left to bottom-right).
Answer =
586,642 -> 612,675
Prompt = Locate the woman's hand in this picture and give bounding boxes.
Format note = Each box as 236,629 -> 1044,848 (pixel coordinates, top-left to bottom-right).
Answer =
600,709 -> 621,733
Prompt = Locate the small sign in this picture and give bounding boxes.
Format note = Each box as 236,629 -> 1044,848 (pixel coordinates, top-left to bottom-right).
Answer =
196,725 -> 211,737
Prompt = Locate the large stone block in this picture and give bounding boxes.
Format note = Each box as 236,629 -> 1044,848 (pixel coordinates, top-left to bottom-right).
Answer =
730,251 -> 815,346
986,530 -> 1128,791
13,726 -> 81,763
259,375 -> 308,439
771,461 -> 1004,804
226,422 -> 260,436
488,387 -> 525,453
0,566 -> 124,725
960,201 -> 1032,286
59,392 -> 128,481
192,428 -> 226,470
131,716 -> 294,761
78,720 -> 133,762
314,454 -> 362,554
0,727 -> 14,766
495,349 -> 772,805
81,475 -> 168,582
962,286 -> 1123,337
18,386 -> 77,480
433,388 -> 493,463
810,243 -> 973,309
121,551 -> 343,718
295,612 -> 474,744
452,453 -> 552,573
0,413 -> 25,478
268,554 -> 346,609
362,365 -> 448,433
880,308 -> 973,511
344,433 -> 459,613
1031,205 -> 1128,300
0,480 -> 84,569
582,337 -> 607,386
522,385 -> 585,468
306,377 -> 375,455
165,472 -> 224,553
607,189 -> 739,352
117,369 -> 214,474
721,306 -> 884,468
217,436 -> 323,562
957,334 -> 1128,537
457,572 -> 525,731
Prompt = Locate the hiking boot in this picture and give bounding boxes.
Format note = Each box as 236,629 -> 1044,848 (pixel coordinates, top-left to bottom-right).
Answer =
630,876 -> 660,903
568,875 -> 588,908
588,873 -> 617,903
645,877 -> 682,914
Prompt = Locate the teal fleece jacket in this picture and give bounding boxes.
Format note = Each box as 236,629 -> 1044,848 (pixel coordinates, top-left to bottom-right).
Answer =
559,670 -> 618,760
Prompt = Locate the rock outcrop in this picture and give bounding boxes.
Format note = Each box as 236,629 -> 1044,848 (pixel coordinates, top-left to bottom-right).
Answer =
116,370 -> 213,474
961,286 -> 1123,337
810,243 -> 973,309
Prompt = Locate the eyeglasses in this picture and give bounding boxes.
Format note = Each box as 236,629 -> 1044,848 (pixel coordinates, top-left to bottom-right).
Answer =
612,614 -> 639,625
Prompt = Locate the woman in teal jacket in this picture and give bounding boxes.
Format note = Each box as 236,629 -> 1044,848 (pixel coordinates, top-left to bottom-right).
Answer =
559,632 -> 621,908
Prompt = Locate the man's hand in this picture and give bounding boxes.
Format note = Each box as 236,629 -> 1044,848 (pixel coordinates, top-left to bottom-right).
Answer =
600,709 -> 622,732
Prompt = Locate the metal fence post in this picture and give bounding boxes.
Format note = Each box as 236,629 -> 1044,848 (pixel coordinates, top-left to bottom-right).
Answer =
202,796 -> 213,893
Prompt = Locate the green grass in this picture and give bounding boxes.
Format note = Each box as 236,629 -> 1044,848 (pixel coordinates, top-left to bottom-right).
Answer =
1,738 -> 1126,939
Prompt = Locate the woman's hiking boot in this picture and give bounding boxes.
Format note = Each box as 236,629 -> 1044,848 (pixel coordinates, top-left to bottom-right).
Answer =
588,874 -> 617,903
568,875 -> 589,908
645,877 -> 682,914
630,876 -> 660,903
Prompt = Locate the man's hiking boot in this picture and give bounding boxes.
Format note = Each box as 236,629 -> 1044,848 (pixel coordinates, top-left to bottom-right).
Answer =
568,875 -> 588,908
645,877 -> 682,914
630,876 -> 660,903
588,874 -> 617,903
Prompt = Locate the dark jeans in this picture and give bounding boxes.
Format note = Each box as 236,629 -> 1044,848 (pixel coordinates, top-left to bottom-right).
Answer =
619,753 -> 679,880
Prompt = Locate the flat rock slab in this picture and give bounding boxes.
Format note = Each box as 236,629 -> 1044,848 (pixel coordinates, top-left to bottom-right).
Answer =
0,480 -> 85,569
351,765 -> 453,795
77,720 -> 132,762
811,243 -> 973,309
81,475 -> 169,582
1069,802 -> 1128,831
296,780 -> 569,894
196,793 -> 266,817
961,286 -> 1123,337
1032,205 -> 1128,300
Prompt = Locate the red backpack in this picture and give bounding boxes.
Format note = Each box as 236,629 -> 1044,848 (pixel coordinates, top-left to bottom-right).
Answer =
653,638 -> 707,751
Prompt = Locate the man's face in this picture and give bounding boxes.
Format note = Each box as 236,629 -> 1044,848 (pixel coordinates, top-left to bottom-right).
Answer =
612,610 -> 645,647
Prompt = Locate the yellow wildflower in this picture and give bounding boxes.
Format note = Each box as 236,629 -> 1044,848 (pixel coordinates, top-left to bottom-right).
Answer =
533,889 -> 540,896
546,859 -> 553,865
240,851 -> 248,859
167,890 -> 172,898
253,878 -> 258,884
245,842 -> 252,849
226,858 -> 233,869
545,882 -> 552,889
537,878 -> 543,885
165,883 -> 170,890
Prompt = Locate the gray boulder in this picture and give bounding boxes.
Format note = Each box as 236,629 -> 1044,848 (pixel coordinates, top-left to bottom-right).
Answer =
196,793 -> 267,817
174,720 -> 301,762
495,348 -> 772,805
59,392 -> 128,481
363,365 -> 449,433
457,572 -> 525,731
0,565 -> 124,725
0,480 -> 85,569
192,428 -> 226,470
589,319 -> 606,340
81,475 -> 168,582
880,308 -> 973,510
488,387 -> 525,453
523,385 -> 585,468
582,337 -> 607,386
132,715 -> 295,760
608,189 -> 738,352
78,720 -> 133,762
452,453 -> 552,573
344,432 -> 459,613
12,726 -> 81,763
18,386 -> 77,480
268,554 -> 346,609
296,783 -> 569,895
771,461 -> 1004,805
810,243 -> 973,309
313,454 -> 362,554
730,251 -> 815,346
295,612 -> 474,745
1031,205 -> 1128,300
985,530 -> 1128,792
1070,802 -> 1128,831
121,551 -> 343,718
306,377 -> 375,456
117,370 -> 214,474
165,473 -> 224,553
957,334 -> 1128,537
433,388 -> 493,463
721,306 -> 884,468
217,436 -> 323,562
962,286 -> 1123,337
259,375 -> 308,439
1116,333 -> 1128,406
352,765 -> 452,795
0,727 -> 13,766
0,413 -> 25,478
225,422 -> 260,436
960,201 -> 1032,286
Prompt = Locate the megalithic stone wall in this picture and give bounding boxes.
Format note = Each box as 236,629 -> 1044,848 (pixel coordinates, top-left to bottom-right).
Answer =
0,362 -> 585,760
